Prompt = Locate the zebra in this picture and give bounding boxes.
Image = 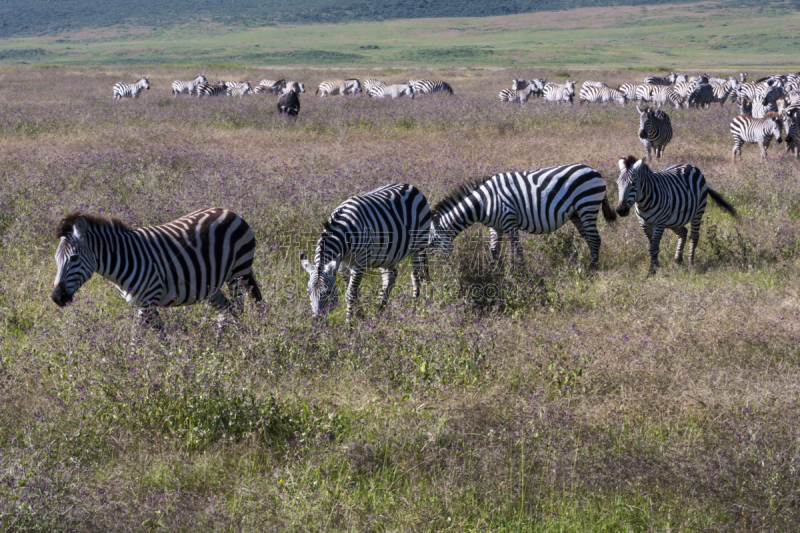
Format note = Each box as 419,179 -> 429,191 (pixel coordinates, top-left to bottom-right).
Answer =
51,208 -> 262,329
225,81 -> 252,97
512,78 -> 546,92
782,109 -> 799,158
579,84 -> 626,106
644,73 -> 676,86
277,87 -> 300,116
648,85 -> 682,109
499,81 -> 538,104
740,72 -> 748,82
429,164 -> 617,271
687,83 -> 716,108
635,84 -> 662,103
637,106 -> 673,161
730,113 -> 784,163
675,74 -> 690,84
615,156 -> 737,274
255,79 -> 286,95
708,82 -> 734,106
364,78 -> 386,93
371,83 -> 415,99
113,77 -> 150,101
542,80 -> 575,104
282,81 -> 305,95
409,79 -> 454,95
172,74 -> 206,97
316,79 -> 361,97
196,82 -> 228,98
673,80 -> 696,100
582,80 -> 608,88
619,82 -> 642,101
299,183 -> 431,319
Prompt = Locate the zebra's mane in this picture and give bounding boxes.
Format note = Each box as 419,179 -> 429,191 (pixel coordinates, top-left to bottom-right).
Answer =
56,210 -> 133,238
620,155 -> 639,170
431,176 -> 493,224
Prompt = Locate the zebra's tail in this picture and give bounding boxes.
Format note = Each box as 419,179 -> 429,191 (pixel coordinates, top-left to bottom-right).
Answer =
707,188 -> 738,218
601,197 -> 617,224
247,273 -> 263,302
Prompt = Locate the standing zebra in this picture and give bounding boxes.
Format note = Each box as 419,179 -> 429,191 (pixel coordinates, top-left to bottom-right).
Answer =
644,73 -> 677,86
649,85 -> 682,109
370,83 -> 415,99
513,78 -> 546,92
730,113 -> 784,163
579,84 -> 627,106
277,86 -> 300,116
616,156 -> 737,274
113,77 -> 150,101
429,164 -> 616,271
619,82 -> 642,101
782,109 -> 799,158
316,79 -> 361,97
637,106 -> 673,161
542,80 -> 575,104
196,82 -> 228,98
172,74 -> 206,97
499,81 -> 538,104
686,83 -> 715,108
255,79 -> 286,94
51,208 -> 262,329
409,79 -> 454,95
225,81 -> 252,97
299,183 -> 431,319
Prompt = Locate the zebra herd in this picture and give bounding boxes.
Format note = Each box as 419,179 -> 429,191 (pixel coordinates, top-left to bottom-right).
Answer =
52,155 -> 737,326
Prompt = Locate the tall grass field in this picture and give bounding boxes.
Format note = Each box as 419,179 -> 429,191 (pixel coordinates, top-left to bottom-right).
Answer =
1,63 -> 800,531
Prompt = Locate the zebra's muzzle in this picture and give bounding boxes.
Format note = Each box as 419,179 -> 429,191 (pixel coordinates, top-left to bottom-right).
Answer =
616,205 -> 631,217
51,283 -> 73,307
638,130 -> 647,139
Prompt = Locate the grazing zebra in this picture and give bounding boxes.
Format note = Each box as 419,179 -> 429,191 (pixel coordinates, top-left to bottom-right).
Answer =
51,208 -> 262,329
648,85 -> 682,109
429,164 -> 616,271
499,81 -> 538,104
277,85 -> 300,116
364,78 -> 386,93
579,84 -> 626,106
316,79 -> 361,97
226,81 -> 252,97
615,156 -> 737,274
113,77 -> 150,101
371,83 -> 414,99
543,80 -> 575,104
196,82 -> 228,98
637,106 -> 673,161
687,83 -> 716,108
644,73 -> 677,86
730,113 -> 784,163
172,74 -> 206,97
619,82 -> 642,101
299,183 -> 431,319
409,79 -> 454,95
255,79 -> 287,94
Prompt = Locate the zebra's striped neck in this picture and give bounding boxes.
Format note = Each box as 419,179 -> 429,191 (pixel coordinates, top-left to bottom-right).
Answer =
81,223 -> 148,290
432,185 -> 487,241
313,225 -> 349,270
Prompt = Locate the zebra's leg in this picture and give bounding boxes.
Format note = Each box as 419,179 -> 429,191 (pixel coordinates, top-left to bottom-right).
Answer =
643,140 -> 652,162
226,277 -> 247,317
687,217 -> 703,267
378,267 -> 398,307
760,141 -> 769,161
137,305 -> 165,330
732,138 -> 742,163
671,226 -> 689,265
488,228 -> 503,266
410,250 -> 428,298
506,227 -> 523,272
647,226 -> 665,274
208,288 -> 235,328
345,265 -> 365,319
572,214 -> 601,271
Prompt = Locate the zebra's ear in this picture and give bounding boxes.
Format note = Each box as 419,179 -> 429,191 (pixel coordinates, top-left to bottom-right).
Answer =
299,252 -> 315,274
323,252 -> 342,275
73,216 -> 88,239
632,159 -> 644,171
636,106 -> 644,114
618,157 -> 627,171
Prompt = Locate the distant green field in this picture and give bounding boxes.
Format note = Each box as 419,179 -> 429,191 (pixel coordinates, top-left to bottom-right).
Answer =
0,2 -> 799,69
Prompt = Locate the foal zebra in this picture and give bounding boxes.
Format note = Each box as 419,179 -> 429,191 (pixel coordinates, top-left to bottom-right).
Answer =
113,77 -> 150,101
730,113 -> 784,163
616,156 -> 737,274
579,84 -> 626,106
299,183 -> 431,319
316,79 -> 361,97
500,81 -> 538,104
172,74 -> 206,96
409,79 -> 454,95
637,106 -> 673,161
429,164 -> 616,271
51,208 -> 262,329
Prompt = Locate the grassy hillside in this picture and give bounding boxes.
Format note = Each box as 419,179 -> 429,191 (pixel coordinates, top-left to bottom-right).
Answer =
0,2 -> 798,68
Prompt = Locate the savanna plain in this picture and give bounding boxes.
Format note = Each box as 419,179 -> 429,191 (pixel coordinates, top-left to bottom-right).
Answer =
2,65 -> 800,531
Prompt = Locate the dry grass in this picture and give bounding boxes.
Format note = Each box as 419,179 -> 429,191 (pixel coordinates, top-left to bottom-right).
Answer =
1,65 -> 800,531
